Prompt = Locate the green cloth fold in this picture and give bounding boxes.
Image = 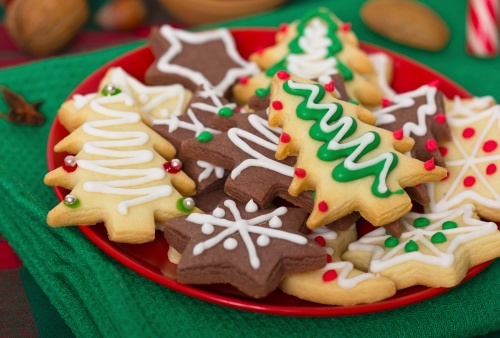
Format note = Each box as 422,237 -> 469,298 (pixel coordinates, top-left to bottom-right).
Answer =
1,1 -> 499,337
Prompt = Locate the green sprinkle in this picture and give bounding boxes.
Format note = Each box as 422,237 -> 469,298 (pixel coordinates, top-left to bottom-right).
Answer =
197,131 -> 213,142
405,240 -> 419,252
348,99 -> 359,105
442,221 -> 458,230
384,237 -> 399,248
217,107 -> 233,118
414,217 -> 431,228
431,232 -> 447,244
255,88 -> 268,98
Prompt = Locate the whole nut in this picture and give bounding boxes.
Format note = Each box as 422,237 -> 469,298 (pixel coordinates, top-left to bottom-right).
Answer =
96,0 -> 147,32
361,0 -> 450,51
5,0 -> 89,56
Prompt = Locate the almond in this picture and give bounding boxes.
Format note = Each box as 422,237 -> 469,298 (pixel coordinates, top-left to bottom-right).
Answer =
95,0 -> 147,32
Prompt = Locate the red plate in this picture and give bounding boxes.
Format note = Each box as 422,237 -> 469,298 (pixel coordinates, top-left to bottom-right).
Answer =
47,28 -> 494,316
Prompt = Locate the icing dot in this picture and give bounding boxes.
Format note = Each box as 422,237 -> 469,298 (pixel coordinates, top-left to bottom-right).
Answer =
257,234 -> 270,247
463,176 -> 476,187
311,191 -> 316,199
201,223 -> 214,235
483,140 -> 498,152
442,221 -> 458,230
63,155 -> 78,172
255,46 -> 264,55
255,88 -> 267,97
486,163 -> 497,175
441,171 -> 449,181
223,238 -> 238,250
424,158 -> 436,171
324,81 -> 335,93
384,237 -> 399,248
217,106 -> 233,117
393,129 -> 403,140
245,199 -> 258,212
272,100 -> 283,110
314,236 -> 326,247
326,254 -> 332,263
462,127 -> 475,139
212,207 -> 225,218
163,159 -> 182,174
318,201 -> 328,212
197,131 -> 213,142
177,198 -> 195,213
340,22 -> 352,32
276,70 -> 290,80
431,232 -> 447,244
279,23 -> 288,33
414,217 -> 430,228
322,269 -> 338,282
294,168 -> 306,178
405,240 -> 419,252
439,146 -> 448,157
101,83 -> 121,96
239,77 -> 249,85
434,114 -> 446,124
426,139 -> 438,152
63,194 -> 80,208
280,132 -> 291,143
427,79 -> 440,88
269,215 -> 282,228
382,98 -> 392,108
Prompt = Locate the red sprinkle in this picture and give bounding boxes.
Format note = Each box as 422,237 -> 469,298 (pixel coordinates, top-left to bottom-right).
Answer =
326,254 -> 332,263
424,158 -> 436,171
486,163 -> 497,175
322,269 -> 338,282
428,79 -> 440,88
393,129 -> 403,140
434,114 -> 447,124
426,139 -> 438,152
314,236 -> 326,247
462,127 -> 475,139
239,77 -> 249,85
463,176 -> 476,187
280,132 -> 291,143
324,81 -> 335,93
277,70 -> 290,80
439,146 -> 448,157
340,22 -> 352,32
294,168 -> 306,178
483,140 -> 498,153
318,201 -> 329,212
279,23 -> 288,33
382,98 -> 392,108
272,100 -> 283,110
256,46 -> 264,55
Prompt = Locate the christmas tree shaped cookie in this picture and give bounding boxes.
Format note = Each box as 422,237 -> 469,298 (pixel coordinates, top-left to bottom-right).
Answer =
44,86 -> 197,243
232,8 -> 383,106
342,204 -> 500,289
268,74 -> 447,229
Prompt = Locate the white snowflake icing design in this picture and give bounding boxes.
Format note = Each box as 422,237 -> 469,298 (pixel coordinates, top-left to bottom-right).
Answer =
157,25 -> 259,94
427,105 -> 500,212
446,95 -> 495,118
185,199 -> 307,269
347,204 -> 498,272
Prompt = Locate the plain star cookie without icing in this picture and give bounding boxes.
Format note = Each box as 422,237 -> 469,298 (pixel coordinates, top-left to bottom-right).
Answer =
145,25 -> 259,94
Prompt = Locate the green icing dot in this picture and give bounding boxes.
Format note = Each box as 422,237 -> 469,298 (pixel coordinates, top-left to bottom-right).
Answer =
414,217 -> 431,228
218,107 -> 233,118
384,237 -> 399,248
197,131 -> 213,142
405,240 -> 419,252
64,198 -> 80,209
442,221 -> 458,230
431,232 -> 447,244
255,88 -> 268,97
311,191 -> 316,199
348,99 -> 359,105
101,88 -> 122,96
176,198 -> 193,213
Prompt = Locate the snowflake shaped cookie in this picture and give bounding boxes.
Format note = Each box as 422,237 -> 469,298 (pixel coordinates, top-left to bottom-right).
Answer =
163,198 -> 325,298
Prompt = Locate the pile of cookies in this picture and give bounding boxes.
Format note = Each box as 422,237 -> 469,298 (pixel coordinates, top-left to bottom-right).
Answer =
44,8 -> 500,306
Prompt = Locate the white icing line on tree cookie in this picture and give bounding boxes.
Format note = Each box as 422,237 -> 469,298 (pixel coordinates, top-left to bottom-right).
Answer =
76,93 -> 173,215
73,93 -> 97,110
427,105 -> 500,212
186,199 -> 307,269
368,53 -> 396,100
446,95 -> 495,117
157,25 -> 259,94
347,204 -> 498,272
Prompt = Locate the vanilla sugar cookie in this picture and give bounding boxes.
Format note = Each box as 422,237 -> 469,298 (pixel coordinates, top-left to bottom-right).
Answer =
268,74 -> 447,229
426,105 -> 500,221
44,86 -> 198,243
233,8 -> 384,106
280,225 -> 397,306
342,204 -> 500,289
444,95 -> 496,118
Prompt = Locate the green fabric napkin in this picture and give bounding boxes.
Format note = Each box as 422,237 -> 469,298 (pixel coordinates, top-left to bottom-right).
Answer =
1,0 -> 499,337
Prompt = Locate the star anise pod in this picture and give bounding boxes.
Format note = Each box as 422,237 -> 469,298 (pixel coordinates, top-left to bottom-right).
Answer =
0,86 -> 45,126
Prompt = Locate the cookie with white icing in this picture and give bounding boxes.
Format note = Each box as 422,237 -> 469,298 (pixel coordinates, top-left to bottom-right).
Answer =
44,85 -> 197,243
426,105 -> 500,222
163,198 -> 326,298
280,225 -> 397,305
444,95 -> 496,118
342,204 -> 500,289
